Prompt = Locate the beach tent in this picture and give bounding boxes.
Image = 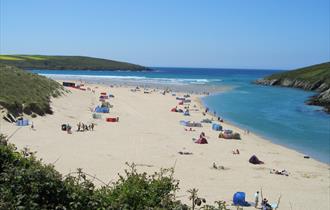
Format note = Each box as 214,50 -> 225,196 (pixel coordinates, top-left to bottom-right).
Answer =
233,192 -> 250,206
93,113 -> 102,119
183,111 -> 190,116
212,123 -> 222,131
180,120 -> 188,126
201,119 -> 212,123
16,119 -> 29,126
195,138 -> 208,144
99,95 -> 109,100
219,131 -> 241,140
223,129 -> 233,134
187,121 -> 202,127
62,82 -> 75,87
249,155 -> 264,164
95,106 -> 110,113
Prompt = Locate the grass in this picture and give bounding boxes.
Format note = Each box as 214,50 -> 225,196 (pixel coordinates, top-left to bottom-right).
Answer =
17,55 -> 46,60
267,62 -> 330,85
0,55 -> 24,61
0,64 -> 64,116
0,54 -> 149,71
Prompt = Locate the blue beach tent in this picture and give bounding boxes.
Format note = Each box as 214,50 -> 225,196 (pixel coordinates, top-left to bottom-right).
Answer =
94,106 -> 110,113
180,120 -> 188,126
212,123 -> 222,131
16,119 -> 29,126
233,192 -> 250,206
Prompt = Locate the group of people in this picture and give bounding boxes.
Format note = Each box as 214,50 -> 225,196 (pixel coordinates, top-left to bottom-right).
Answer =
254,191 -> 278,210
77,122 -> 95,132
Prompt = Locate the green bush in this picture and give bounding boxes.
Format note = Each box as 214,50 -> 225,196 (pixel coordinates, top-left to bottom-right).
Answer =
0,134 -> 185,210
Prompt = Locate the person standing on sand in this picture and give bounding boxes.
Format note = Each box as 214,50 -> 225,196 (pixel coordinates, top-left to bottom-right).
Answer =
254,191 -> 259,208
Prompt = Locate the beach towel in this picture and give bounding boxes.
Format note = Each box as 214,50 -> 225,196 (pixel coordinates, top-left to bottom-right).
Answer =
106,117 -> 118,122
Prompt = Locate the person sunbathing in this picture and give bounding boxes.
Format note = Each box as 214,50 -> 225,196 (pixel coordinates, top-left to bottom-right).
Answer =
270,169 -> 289,176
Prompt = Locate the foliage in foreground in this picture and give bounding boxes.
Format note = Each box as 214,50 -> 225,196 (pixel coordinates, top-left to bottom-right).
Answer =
0,134 -> 231,209
0,64 -> 64,116
0,134 -> 183,209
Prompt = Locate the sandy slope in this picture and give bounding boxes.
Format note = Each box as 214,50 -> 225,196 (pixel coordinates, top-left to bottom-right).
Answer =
1,82 -> 329,209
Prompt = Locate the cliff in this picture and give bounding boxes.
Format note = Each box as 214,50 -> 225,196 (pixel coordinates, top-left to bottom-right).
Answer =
255,62 -> 330,113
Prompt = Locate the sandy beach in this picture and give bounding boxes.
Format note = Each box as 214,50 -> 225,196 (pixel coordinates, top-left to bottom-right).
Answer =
1,81 -> 329,209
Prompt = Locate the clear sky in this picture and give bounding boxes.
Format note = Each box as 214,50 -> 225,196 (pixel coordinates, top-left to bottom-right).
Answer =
0,0 -> 329,69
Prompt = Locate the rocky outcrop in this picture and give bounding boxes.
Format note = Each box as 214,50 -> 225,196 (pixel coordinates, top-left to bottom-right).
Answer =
255,78 -> 330,113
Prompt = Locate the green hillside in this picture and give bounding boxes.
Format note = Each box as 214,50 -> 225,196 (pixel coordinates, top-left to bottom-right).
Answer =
0,64 -> 64,116
266,62 -> 330,86
255,62 -> 330,113
0,55 -> 149,71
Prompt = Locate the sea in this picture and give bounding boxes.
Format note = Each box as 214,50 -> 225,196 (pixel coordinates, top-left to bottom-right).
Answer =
30,68 -> 330,164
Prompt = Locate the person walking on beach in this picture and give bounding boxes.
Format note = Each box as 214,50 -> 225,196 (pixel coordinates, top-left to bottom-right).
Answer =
254,191 -> 259,208
77,122 -> 81,132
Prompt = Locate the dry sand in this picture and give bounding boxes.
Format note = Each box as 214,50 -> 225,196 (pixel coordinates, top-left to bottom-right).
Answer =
1,82 -> 329,209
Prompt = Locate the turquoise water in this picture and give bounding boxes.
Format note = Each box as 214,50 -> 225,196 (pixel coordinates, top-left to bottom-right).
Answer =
31,68 -> 330,163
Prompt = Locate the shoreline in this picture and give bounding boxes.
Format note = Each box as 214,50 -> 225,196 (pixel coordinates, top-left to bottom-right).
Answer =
1,79 -> 329,209
195,96 -> 329,166
58,78 -> 330,166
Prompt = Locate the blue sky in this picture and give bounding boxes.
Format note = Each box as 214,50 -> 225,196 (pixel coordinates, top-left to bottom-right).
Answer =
0,0 -> 329,69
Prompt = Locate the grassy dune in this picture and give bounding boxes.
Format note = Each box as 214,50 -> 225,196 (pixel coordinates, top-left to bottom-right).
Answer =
0,64 -> 64,116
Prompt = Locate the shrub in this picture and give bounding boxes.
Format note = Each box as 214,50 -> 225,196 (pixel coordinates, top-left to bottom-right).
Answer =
0,134 -> 185,209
